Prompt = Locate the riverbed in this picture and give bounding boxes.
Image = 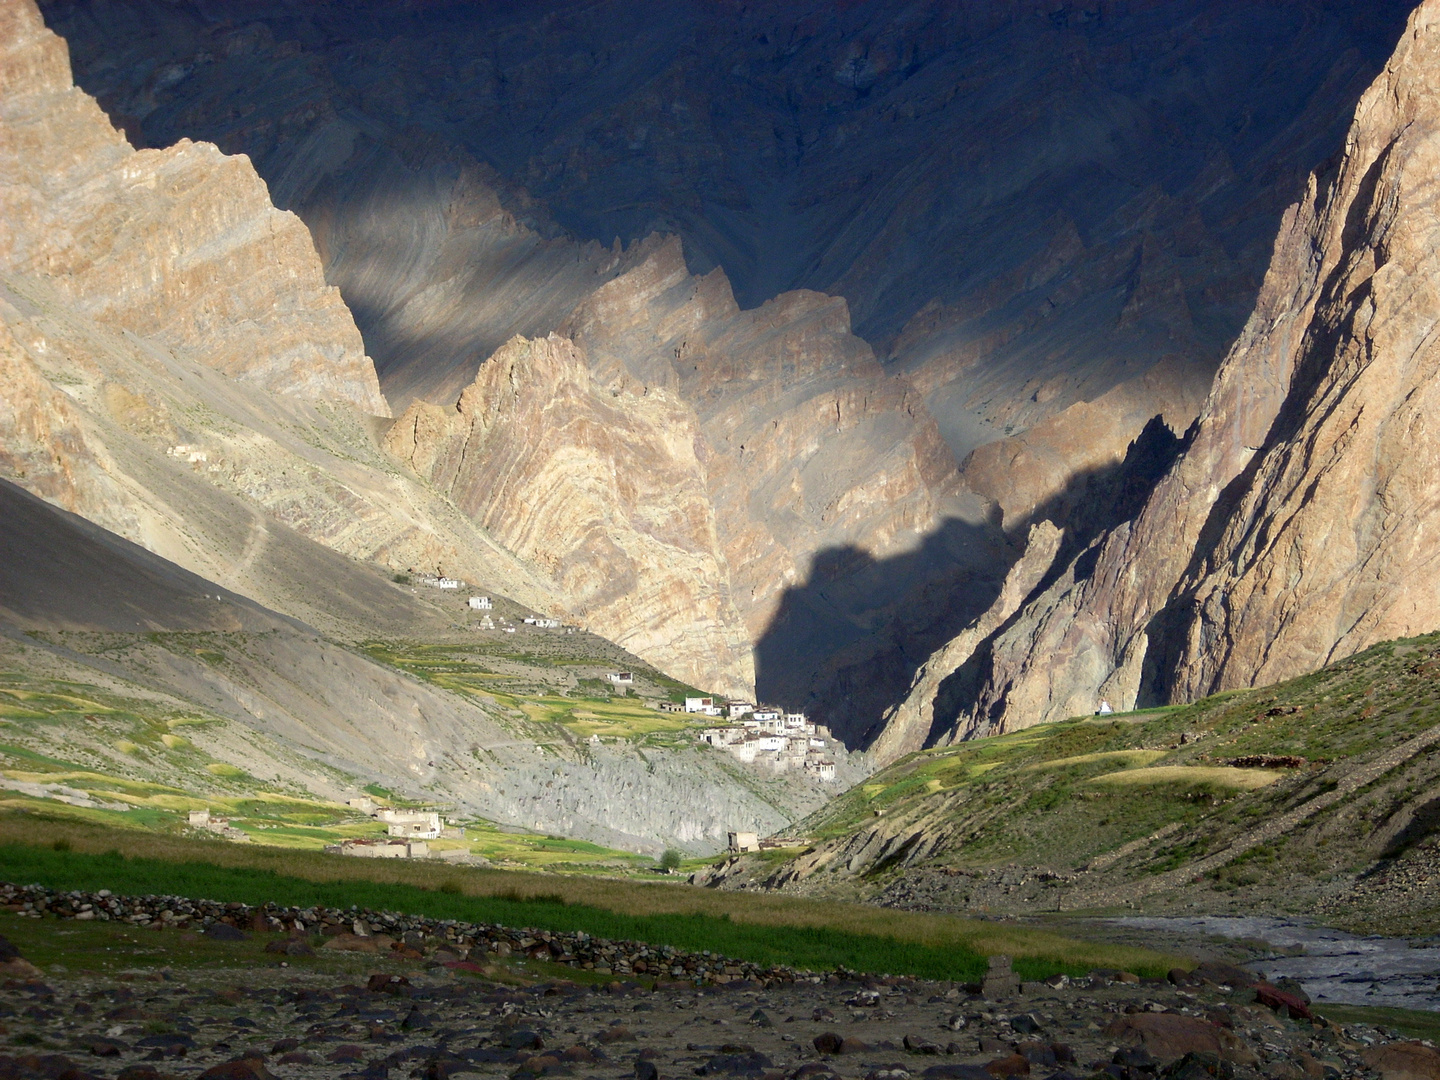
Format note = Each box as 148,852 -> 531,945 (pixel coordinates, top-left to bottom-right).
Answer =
1111,915 -> 1440,1011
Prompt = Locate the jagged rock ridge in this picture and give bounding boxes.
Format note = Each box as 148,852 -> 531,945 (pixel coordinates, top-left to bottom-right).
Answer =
0,0 -> 386,416
0,0 -> 572,632
891,0 -> 1440,746
33,0 -> 1415,745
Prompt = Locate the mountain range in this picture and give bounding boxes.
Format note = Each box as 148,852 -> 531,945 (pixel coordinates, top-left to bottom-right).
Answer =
6,0 -> 1440,887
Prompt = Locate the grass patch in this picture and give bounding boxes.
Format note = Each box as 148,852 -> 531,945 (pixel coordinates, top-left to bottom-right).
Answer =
1086,766 -> 1283,790
1314,1003 -> 1440,1042
0,816 -> 1181,981
1024,750 -> 1168,773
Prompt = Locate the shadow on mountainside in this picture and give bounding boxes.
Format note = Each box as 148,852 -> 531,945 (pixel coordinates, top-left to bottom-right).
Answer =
916,416 -> 1192,748
755,415 -> 1193,753
753,516 -> 1016,752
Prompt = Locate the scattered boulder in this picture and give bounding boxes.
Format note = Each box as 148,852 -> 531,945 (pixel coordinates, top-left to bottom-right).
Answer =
202,924 -> 247,943
1362,1043 -> 1440,1080
1254,983 -> 1313,1021
196,1060 -> 274,1080
814,1033 -> 843,1055
1189,963 -> 1255,989
1162,1053 -> 1235,1080
1105,1013 -> 1229,1064
983,1053 -> 1029,1077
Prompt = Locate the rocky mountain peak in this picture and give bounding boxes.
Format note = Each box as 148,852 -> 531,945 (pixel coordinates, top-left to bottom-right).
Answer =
0,0 -> 389,416
885,0 -> 1440,752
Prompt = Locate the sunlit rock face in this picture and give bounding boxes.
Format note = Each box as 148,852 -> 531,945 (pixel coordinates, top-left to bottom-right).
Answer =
902,0 -> 1440,744
0,0 -> 566,635
34,0 -> 1415,751
0,0 -> 387,415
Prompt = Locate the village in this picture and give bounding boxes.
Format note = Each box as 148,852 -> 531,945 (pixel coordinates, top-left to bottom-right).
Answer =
667,696 -> 838,781
409,574 -> 841,784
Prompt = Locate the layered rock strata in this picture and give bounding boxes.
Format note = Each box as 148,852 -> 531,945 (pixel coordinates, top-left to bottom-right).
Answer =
388,236 -> 995,713
0,0 -> 565,629
0,0 -> 387,415
34,0 -> 1413,738
895,0 -> 1440,742
385,331 -> 754,698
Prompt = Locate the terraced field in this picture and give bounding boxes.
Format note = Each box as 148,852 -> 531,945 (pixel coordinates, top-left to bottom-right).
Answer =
706,631 -> 1440,929
0,665 -> 651,872
360,641 -> 708,747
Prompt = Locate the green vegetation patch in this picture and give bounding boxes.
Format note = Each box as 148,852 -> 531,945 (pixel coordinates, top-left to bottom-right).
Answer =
796,630 -> 1440,900
0,818 -> 1181,980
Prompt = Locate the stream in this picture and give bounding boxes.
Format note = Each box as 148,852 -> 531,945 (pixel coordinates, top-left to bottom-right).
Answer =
1111,916 -> 1440,1011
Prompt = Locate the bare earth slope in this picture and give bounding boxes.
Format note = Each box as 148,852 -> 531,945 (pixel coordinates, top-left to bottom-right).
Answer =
0,476 -> 814,856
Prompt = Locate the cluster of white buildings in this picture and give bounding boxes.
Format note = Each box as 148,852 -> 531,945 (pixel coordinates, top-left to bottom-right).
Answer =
694,704 -> 837,780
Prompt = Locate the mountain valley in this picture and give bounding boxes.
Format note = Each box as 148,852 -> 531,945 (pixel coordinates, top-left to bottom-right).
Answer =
8,0 -> 1440,989
32,0 -> 1417,747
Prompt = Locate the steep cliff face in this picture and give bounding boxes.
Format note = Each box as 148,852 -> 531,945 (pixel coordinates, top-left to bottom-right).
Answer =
386,332 -> 754,698
42,0 -> 1410,514
0,0 -> 387,415
558,236 -> 1004,740
0,0 -> 566,629
900,0 -> 1440,743
34,0 -> 1413,745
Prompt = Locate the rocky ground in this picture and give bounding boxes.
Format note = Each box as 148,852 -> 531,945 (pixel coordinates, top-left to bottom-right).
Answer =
0,885 -> 1434,1080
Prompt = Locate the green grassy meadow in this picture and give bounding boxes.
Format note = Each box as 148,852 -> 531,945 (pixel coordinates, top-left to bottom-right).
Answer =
802,631 -> 1440,883
0,817 -> 1181,981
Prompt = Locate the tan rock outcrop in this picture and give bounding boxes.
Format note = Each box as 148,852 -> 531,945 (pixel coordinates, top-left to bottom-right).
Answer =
0,0 -> 387,415
564,237 -> 964,642
901,0 -> 1440,740
0,315 -> 135,538
0,0 -> 563,630
386,333 -> 754,697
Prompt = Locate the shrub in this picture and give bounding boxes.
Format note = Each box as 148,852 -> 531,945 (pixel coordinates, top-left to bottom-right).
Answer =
659,849 -> 682,871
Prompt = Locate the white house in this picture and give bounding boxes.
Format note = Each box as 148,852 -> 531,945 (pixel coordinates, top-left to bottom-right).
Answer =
805,760 -> 837,781
376,809 -> 442,839
607,672 -> 635,686
727,702 -> 755,719
728,831 -> 759,853
468,596 -> 492,610
684,696 -> 714,713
